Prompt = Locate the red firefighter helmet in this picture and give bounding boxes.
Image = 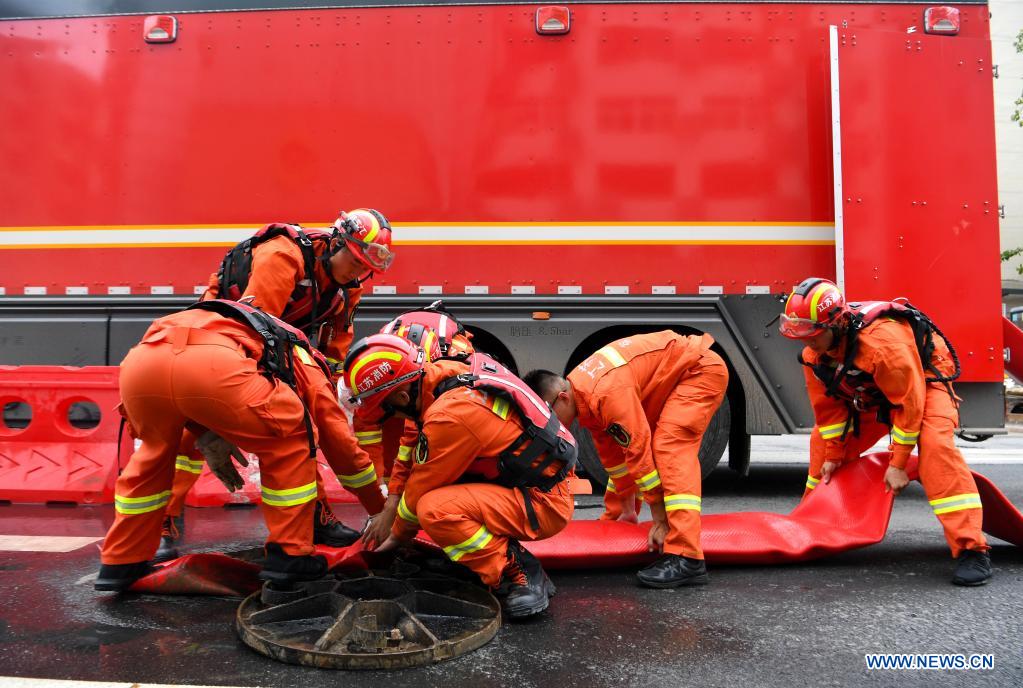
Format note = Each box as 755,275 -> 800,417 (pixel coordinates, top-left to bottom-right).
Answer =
333,208 -> 394,272
341,333 -> 425,420
380,300 -> 475,363
779,277 -> 848,339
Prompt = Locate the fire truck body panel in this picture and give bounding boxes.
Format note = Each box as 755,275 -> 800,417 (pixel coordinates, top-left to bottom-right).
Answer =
0,1 -> 1005,461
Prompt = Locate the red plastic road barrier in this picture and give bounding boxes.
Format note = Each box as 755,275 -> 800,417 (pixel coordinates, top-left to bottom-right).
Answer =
185,456 -> 359,507
0,366 -> 132,504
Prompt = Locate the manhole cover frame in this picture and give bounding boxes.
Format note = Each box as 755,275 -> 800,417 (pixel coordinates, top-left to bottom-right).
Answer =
236,574 -> 501,670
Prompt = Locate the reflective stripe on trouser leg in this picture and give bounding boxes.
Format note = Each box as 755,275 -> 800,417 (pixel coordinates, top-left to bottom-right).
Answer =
916,385 -> 988,558
416,482 -> 573,588
166,453 -> 203,517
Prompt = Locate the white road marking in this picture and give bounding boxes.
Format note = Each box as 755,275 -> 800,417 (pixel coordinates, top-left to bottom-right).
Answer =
0,536 -> 102,552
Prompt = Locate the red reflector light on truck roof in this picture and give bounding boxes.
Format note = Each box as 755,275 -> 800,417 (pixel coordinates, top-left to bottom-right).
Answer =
143,15 -> 178,44
924,6 -> 960,35
536,6 -> 570,36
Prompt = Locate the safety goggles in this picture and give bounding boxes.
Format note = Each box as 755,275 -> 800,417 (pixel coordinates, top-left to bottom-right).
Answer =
344,233 -> 394,271
778,314 -> 826,339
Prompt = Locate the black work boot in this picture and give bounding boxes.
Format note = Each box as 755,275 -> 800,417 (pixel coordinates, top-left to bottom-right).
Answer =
95,561 -> 156,592
259,542 -> 328,584
153,514 -> 184,563
952,549 -> 992,586
496,541 -> 555,619
313,498 -> 361,547
636,554 -> 709,589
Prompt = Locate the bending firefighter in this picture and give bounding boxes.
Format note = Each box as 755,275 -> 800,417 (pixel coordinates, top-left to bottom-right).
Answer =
779,277 -> 991,586
159,209 -> 394,561
95,300 -> 363,590
345,334 -> 576,618
525,330 -> 728,589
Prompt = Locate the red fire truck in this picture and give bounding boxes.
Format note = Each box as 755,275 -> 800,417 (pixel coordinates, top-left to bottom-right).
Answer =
0,1 -> 1006,479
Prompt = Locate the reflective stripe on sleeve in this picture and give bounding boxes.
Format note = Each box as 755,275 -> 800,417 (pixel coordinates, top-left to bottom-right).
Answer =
261,481 -> 318,508
805,475 -> 821,491
396,445 -> 412,463
175,455 -> 205,474
664,493 -> 701,512
891,425 -> 920,446
114,490 -> 171,515
338,465 -> 377,489
596,345 -> 627,368
929,493 -> 982,515
397,494 -> 419,524
442,525 -> 494,562
355,430 -> 383,446
606,479 -> 617,494
637,469 -> 661,492
818,422 -> 847,440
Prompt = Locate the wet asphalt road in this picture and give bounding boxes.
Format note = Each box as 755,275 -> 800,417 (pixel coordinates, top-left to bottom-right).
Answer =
0,461 -> 1021,688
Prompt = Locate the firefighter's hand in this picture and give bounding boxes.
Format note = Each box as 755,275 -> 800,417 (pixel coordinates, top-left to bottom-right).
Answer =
647,520 -> 669,553
362,495 -> 399,549
372,534 -> 402,554
195,431 -> 248,492
884,466 -> 910,496
618,493 -> 639,525
820,461 -> 839,484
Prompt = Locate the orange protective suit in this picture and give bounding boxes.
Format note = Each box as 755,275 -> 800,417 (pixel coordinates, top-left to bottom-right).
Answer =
569,331 -> 728,560
801,318 -> 987,558
391,362 -> 574,587
102,309 -> 332,564
165,234 -> 381,517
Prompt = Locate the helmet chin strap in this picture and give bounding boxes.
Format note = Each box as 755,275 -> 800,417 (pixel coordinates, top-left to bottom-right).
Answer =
380,378 -> 423,425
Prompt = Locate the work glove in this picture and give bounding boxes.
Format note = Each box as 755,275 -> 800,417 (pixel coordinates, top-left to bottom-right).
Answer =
195,430 -> 249,492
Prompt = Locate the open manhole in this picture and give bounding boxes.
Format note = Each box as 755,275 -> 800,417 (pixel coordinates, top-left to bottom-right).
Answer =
236,574 -> 501,670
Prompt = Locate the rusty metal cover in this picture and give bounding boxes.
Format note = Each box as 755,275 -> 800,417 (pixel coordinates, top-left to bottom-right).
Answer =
236,574 -> 501,670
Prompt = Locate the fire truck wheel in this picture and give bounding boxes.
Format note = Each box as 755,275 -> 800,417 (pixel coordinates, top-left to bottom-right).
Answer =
698,395 -> 730,479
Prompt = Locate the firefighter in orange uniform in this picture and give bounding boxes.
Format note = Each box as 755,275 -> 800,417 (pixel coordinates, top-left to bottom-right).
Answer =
345,334 -> 576,618
525,330 -> 728,588
779,277 -> 992,586
95,300 -> 352,591
157,210 -> 393,560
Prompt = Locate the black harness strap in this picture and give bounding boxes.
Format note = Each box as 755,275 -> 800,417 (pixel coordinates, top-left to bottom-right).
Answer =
188,300 -> 318,459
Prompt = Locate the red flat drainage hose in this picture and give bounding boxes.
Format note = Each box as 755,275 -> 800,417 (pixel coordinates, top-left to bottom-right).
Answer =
524,452 -> 1023,569
131,452 -> 1023,593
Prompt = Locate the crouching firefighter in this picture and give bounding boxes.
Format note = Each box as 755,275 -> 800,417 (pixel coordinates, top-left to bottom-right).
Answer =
779,277 -> 991,586
343,334 -> 577,619
157,209 -> 393,560
525,331 -> 728,589
350,299 -> 475,480
95,299 -> 379,590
